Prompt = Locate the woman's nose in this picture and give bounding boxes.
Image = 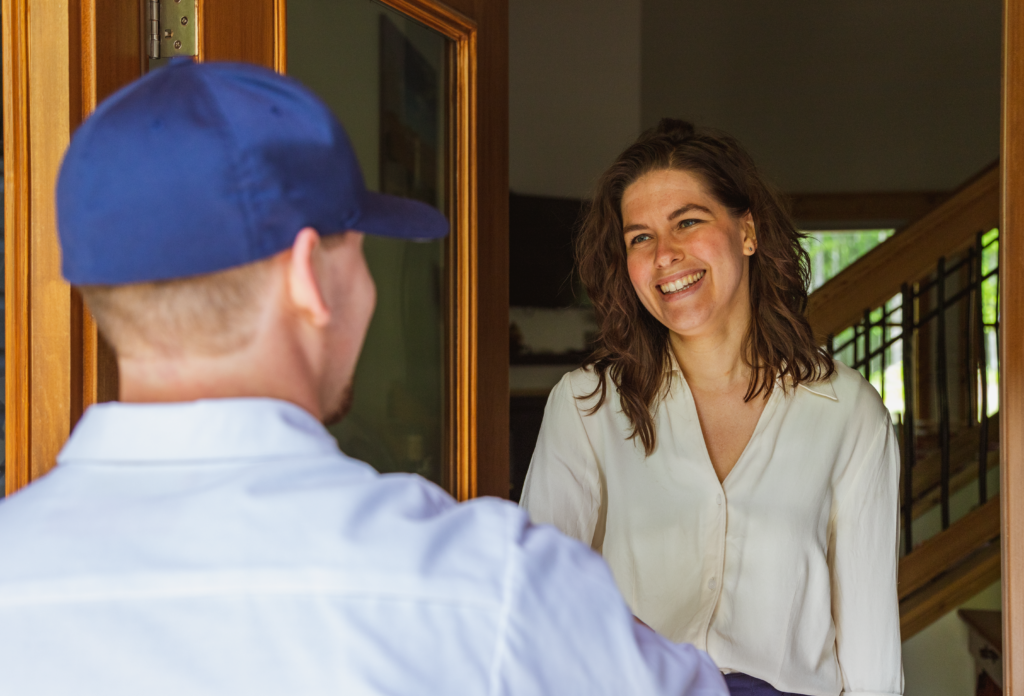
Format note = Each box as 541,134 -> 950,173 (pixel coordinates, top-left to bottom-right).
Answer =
655,234 -> 682,267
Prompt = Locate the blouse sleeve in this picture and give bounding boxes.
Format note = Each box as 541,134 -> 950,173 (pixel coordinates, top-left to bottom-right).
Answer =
519,373 -> 604,548
828,411 -> 904,696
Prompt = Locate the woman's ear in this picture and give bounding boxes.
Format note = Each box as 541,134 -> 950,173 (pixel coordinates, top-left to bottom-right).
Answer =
287,227 -> 331,327
740,212 -> 757,256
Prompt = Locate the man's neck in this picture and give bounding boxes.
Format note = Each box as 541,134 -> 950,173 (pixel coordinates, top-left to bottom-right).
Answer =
117,339 -> 323,420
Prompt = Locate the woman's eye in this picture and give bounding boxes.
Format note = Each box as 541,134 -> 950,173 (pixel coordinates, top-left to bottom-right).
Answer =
679,218 -> 701,229
629,233 -> 652,246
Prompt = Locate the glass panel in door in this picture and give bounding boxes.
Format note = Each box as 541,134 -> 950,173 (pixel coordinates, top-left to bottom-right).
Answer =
287,0 -> 448,487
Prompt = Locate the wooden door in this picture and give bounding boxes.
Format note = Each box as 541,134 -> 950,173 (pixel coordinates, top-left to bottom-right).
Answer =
3,0 -> 507,501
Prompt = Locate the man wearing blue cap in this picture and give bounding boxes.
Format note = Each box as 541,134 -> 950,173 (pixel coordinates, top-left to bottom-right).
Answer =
0,60 -> 725,695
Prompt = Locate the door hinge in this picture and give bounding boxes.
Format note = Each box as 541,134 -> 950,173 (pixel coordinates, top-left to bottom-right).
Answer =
147,0 -> 198,60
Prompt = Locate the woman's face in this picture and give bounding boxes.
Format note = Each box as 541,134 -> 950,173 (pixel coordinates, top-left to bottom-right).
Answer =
621,168 -> 756,341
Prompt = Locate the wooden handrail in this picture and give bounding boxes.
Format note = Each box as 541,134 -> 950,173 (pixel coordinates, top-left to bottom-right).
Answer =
900,542 -> 1000,640
898,496 -> 1001,640
899,495 -> 1001,601
806,163 -> 1000,342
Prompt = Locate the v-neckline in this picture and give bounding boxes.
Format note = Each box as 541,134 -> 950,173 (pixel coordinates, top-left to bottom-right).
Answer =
677,375 -> 781,488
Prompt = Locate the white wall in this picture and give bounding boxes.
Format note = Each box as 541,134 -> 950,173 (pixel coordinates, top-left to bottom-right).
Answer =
509,0 -> 642,199
642,0 -> 1002,193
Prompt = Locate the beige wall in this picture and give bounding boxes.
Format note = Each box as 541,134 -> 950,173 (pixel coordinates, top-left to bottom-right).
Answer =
509,0 -> 642,199
642,0 -> 1002,193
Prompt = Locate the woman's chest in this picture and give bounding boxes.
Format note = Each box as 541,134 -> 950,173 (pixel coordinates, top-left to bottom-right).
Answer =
587,388 -> 845,534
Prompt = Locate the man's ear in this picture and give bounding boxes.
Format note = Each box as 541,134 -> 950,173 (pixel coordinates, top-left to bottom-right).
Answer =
287,227 -> 331,327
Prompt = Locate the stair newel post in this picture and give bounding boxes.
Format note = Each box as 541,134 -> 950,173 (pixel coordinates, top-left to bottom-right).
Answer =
976,232 -> 990,505
902,282 -> 916,553
937,256 -> 952,530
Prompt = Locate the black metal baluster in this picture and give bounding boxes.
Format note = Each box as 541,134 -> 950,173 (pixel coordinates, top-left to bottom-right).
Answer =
965,248 -> 976,428
901,283 -> 915,552
881,302 -> 888,405
936,257 -> 951,530
863,309 -> 873,379
853,321 -> 861,373
827,334 -> 834,358
975,233 -> 989,504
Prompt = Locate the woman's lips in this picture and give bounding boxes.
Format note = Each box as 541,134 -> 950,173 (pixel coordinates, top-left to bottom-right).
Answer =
658,270 -> 706,295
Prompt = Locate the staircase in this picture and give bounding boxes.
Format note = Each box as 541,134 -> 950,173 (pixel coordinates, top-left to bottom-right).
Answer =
805,162 -> 1002,641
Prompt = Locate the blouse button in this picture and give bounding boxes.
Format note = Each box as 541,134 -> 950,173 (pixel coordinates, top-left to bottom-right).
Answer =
716,494 -> 723,505
708,577 -> 717,591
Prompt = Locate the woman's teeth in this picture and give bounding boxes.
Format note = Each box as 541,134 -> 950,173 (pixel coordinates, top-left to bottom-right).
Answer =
659,270 -> 705,295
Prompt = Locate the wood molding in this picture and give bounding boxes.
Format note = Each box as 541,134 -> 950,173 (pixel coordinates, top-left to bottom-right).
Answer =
788,190 -> 951,228
899,496 -> 1001,601
23,0 -> 75,485
454,0 -> 507,500
381,0 -> 476,37
1002,0 -> 1024,688
807,164 -> 999,342
81,0 -> 141,408
274,0 -> 287,73
3,0 -> 31,495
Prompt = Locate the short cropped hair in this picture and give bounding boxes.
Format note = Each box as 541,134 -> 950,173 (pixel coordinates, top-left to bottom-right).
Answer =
78,258 -> 274,358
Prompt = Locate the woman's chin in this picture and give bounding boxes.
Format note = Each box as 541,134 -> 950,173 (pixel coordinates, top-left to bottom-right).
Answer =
661,312 -> 716,339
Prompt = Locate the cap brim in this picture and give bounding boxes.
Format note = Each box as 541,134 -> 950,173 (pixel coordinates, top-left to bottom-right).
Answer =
353,190 -> 449,241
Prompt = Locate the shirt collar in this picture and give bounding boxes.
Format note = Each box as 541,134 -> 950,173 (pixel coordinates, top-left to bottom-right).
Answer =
58,398 -> 342,464
665,350 -> 839,401
797,376 -> 839,401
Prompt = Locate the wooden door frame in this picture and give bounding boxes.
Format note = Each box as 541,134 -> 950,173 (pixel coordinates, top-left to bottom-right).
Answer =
1002,0 -> 1024,690
2,0 -> 509,501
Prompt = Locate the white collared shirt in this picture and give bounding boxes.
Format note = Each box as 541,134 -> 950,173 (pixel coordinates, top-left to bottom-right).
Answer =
0,398 -> 726,696
521,361 -> 903,696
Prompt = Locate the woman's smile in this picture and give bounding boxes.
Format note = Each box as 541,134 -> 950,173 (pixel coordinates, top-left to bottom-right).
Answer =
656,269 -> 706,297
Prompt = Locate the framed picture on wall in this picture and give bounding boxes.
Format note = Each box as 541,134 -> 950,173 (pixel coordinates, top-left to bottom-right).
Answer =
379,15 -> 440,207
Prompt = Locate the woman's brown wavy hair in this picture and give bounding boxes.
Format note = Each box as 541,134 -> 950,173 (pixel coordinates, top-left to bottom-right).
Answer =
578,118 -> 834,456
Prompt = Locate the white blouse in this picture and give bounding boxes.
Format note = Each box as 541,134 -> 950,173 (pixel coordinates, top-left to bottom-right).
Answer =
520,360 -> 903,696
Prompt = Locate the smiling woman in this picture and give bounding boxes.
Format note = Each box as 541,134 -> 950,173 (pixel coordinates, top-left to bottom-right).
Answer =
520,119 -> 904,696
577,119 -> 831,455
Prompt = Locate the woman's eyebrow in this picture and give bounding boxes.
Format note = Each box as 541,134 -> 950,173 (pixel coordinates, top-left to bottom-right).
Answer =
623,203 -> 713,235
667,203 -> 712,220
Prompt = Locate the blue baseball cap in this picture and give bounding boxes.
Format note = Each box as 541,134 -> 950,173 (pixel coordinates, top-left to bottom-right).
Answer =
56,59 -> 449,285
